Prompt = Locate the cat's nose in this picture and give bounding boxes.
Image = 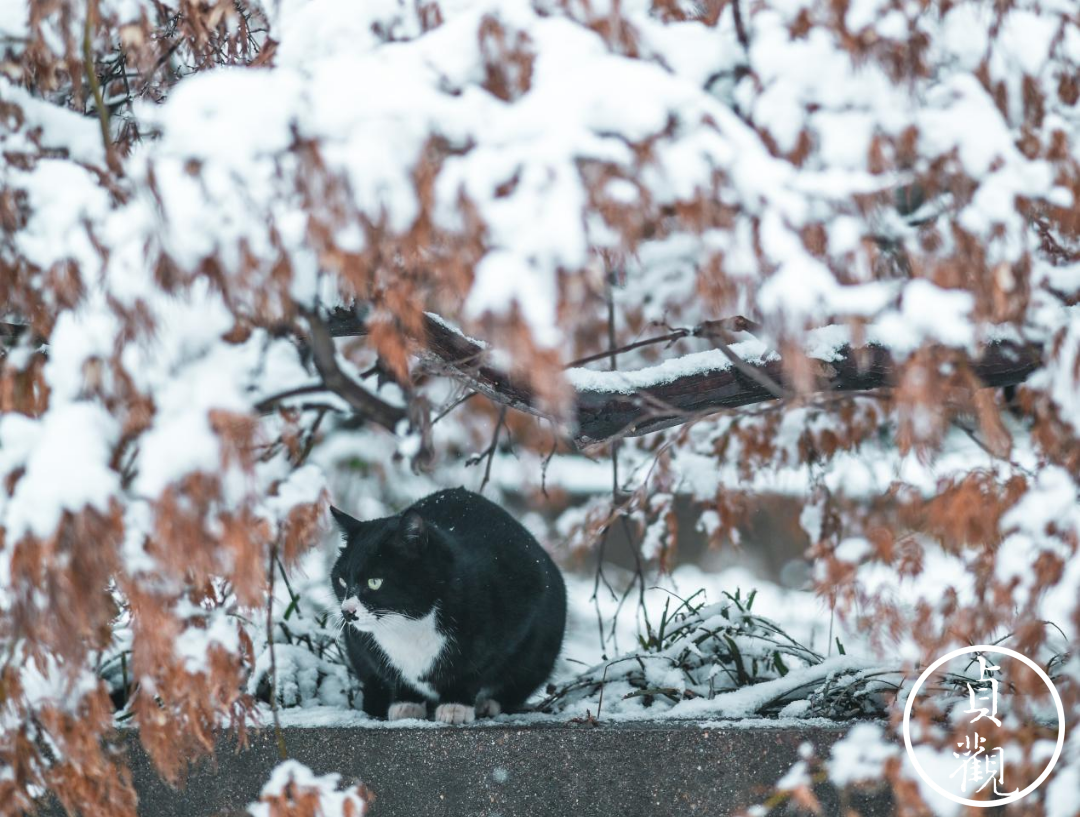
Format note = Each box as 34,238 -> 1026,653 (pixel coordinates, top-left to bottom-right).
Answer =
341,595 -> 360,622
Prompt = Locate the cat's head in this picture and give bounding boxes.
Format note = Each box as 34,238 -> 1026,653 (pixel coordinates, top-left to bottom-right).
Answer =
329,506 -> 445,632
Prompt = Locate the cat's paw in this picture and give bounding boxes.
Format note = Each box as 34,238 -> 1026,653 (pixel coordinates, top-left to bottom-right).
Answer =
435,703 -> 475,724
387,702 -> 427,721
475,699 -> 502,718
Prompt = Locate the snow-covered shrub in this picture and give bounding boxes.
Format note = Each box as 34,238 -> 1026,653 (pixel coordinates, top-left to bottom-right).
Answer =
544,588 -> 898,721
1,0 -> 1078,814
246,558 -> 362,712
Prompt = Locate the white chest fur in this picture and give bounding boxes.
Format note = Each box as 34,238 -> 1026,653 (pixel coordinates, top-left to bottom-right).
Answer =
359,608 -> 447,699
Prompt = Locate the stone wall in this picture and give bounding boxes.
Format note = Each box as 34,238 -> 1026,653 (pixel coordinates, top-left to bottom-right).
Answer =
108,722 -> 893,817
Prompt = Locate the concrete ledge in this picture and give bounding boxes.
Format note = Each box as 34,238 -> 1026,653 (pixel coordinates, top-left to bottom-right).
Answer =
108,722 -> 895,817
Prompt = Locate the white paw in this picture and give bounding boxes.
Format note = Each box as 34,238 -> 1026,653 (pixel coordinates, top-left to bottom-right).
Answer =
435,703 -> 475,724
476,699 -> 502,718
388,702 -> 427,721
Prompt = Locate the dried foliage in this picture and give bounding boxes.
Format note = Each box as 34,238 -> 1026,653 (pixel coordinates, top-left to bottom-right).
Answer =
247,761 -> 368,817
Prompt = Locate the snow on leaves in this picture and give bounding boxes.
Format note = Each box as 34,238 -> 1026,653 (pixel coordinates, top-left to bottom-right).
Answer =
0,0 -> 1079,815
247,760 -> 368,817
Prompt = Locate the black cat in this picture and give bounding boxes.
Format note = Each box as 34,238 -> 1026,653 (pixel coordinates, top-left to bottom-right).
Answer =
330,487 -> 566,723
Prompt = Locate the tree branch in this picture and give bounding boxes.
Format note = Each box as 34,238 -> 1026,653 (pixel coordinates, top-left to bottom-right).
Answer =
82,0 -> 119,174
415,314 -> 545,419
0,321 -> 45,347
0,322 -> 27,340
323,308 -> 1043,447
300,307 -> 407,432
570,339 -> 1041,445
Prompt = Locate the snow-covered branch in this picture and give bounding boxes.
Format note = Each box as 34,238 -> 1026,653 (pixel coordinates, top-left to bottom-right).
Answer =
325,308 -> 1041,446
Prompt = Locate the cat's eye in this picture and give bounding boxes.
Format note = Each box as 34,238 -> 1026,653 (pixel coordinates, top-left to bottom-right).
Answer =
367,578 -> 383,590
338,577 -> 346,589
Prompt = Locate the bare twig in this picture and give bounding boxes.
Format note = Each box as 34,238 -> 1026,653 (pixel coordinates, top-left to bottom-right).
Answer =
589,526 -> 617,657
595,661 -> 611,722
297,406 -> 329,465
602,275 -> 650,651
467,406 -> 508,493
710,335 -> 789,399
267,541 -> 287,760
255,383 -> 330,414
432,390 -> 479,424
731,0 -> 750,51
565,330 -> 688,369
540,422 -> 558,498
82,0 -> 117,173
563,315 -> 761,369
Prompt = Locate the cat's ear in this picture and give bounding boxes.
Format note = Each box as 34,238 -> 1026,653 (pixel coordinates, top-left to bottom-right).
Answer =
330,506 -> 361,539
398,510 -> 427,555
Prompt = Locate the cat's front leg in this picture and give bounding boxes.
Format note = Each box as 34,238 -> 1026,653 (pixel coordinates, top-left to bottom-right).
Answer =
434,702 -> 475,724
388,701 -> 427,720
387,686 -> 429,721
388,697 -> 427,721
431,680 -> 479,723
360,677 -> 391,719
435,681 -> 482,723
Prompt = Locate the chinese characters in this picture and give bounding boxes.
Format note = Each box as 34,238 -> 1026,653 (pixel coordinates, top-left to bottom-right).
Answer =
950,657 -> 1019,797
